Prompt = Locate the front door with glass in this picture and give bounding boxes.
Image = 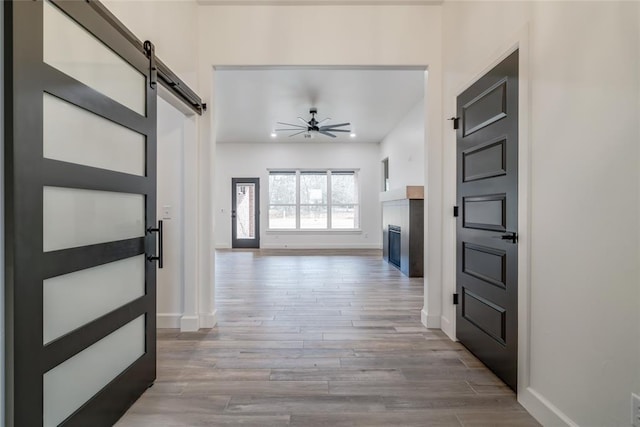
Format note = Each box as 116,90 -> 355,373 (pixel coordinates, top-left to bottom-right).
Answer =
231,178 -> 260,248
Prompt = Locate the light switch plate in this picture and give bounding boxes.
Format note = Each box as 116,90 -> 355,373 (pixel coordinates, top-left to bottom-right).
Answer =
162,205 -> 172,220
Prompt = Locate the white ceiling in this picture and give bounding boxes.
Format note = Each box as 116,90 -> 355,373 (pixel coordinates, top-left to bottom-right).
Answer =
214,68 -> 425,144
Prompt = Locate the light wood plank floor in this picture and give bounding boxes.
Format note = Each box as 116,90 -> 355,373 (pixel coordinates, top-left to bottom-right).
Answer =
117,249 -> 539,427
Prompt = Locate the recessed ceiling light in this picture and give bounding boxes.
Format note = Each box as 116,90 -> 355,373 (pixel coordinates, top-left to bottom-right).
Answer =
270,132 -> 277,138
350,133 -> 357,138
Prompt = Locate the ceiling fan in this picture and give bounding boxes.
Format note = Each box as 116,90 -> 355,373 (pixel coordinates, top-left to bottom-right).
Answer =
275,108 -> 351,138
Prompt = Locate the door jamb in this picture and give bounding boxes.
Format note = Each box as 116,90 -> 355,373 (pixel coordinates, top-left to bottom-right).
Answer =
444,24 -> 532,402
157,89 -> 201,332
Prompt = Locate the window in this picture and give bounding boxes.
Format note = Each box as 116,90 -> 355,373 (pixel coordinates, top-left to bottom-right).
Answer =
268,170 -> 360,230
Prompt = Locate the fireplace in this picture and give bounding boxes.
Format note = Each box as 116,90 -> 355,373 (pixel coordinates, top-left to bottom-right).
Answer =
388,225 -> 401,269
381,189 -> 423,277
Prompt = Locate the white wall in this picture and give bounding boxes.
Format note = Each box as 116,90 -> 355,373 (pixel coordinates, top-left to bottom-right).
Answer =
102,0 -> 198,87
441,2 -> 640,426
379,99 -> 425,190
214,142 -> 382,249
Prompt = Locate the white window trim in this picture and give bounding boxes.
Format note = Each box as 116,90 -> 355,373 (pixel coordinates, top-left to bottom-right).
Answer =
267,169 -> 361,232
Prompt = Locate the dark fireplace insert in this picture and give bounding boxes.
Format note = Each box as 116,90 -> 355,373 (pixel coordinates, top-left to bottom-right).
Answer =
388,225 -> 401,269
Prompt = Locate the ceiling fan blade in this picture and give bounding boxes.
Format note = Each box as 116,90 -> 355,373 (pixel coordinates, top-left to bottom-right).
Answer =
275,128 -> 307,131
297,117 -> 310,126
319,127 -> 350,132
317,117 -> 331,125
289,130 -> 307,137
319,131 -> 337,138
322,122 -> 350,128
277,122 -> 307,129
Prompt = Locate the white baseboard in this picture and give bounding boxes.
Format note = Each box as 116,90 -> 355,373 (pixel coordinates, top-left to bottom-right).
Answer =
199,310 -> 217,328
157,312 -> 218,330
180,315 -> 200,332
440,315 -> 455,340
260,243 -> 382,250
215,242 -> 231,249
421,309 -> 441,329
157,313 -> 181,329
519,387 -> 577,427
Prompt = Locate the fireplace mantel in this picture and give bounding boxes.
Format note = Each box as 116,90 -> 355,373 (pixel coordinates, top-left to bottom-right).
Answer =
379,186 -> 424,202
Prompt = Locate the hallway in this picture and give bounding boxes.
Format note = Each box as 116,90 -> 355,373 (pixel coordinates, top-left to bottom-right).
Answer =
117,250 -> 539,426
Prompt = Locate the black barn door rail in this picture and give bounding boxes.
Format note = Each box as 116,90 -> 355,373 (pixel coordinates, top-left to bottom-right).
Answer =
85,0 -> 206,115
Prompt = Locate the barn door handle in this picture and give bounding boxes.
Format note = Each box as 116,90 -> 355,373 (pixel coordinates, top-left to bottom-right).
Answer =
147,220 -> 164,268
500,232 -> 518,244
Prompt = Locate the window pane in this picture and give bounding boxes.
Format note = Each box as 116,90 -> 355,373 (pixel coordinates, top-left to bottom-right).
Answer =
44,94 -> 145,176
332,205 -> 359,229
269,205 -> 296,229
43,255 -> 144,344
43,187 -> 144,252
269,174 -> 296,204
43,0 -> 145,115
300,173 -> 327,204
235,183 -> 256,239
300,205 -> 327,229
331,173 -> 357,204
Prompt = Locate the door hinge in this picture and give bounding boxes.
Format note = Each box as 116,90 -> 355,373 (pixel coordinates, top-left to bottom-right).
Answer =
448,117 -> 460,130
453,206 -> 459,217
143,40 -> 157,89
453,293 -> 459,305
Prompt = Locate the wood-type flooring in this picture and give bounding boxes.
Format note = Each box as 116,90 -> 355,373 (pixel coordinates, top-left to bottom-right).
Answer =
117,249 -> 539,427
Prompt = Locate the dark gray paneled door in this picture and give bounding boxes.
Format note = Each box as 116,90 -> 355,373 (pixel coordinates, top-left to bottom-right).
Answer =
456,50 -> 518,390
5,1 -> 157,425
231,178 -> 260,248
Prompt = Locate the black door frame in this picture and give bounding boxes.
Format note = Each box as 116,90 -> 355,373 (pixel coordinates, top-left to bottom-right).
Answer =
231,178 -> 260,249
4,1 -> 157,425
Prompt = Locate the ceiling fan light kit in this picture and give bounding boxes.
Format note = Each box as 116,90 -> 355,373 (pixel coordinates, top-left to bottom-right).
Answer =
275,108 -> 351,139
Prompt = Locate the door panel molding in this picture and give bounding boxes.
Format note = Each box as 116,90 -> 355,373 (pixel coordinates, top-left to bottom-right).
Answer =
461,288 -> 507,345
462,193 -> 507,232
462,242 -> 507,289
462,78 -> 507,136
462,137 -> 507,182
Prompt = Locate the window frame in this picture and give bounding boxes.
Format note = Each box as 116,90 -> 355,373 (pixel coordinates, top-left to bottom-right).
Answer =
267,169 -> 361,232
